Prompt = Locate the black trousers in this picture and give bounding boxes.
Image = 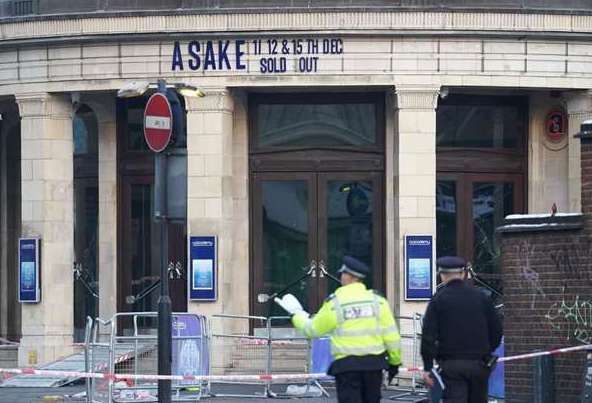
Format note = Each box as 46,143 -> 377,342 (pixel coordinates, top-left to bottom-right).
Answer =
440,359 -> 490,403
334,370 -> 383,403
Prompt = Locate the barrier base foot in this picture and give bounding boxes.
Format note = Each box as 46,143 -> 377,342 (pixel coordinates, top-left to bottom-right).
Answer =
388,388 -> 430,402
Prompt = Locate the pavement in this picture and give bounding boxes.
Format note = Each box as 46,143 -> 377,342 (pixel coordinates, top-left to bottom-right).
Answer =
0,382 -> 504,402
0,382 -> 432,402
0,385 -> 86,402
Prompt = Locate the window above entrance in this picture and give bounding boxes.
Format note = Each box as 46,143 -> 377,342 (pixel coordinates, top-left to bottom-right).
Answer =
73,105 -> 98,157
250,93 -> 383,151
436,95 -> 526,150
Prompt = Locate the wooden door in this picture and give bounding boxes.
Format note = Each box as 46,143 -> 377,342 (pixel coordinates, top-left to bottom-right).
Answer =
250,171 -> 384,318
317,171 -> 384,297
436,173 -> 524,290
118,175 -> 188,318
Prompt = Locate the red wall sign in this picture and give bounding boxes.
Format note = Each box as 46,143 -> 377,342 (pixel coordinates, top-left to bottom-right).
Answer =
545,109 -> 567,143
144,93 -> 173,152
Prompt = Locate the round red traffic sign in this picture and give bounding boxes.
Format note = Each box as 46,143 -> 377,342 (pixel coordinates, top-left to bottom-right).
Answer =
144,92 -> 172,152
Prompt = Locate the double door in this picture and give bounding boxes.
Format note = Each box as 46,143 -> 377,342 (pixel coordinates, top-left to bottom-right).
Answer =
118,175 -> 187,317
436,172 -> 524,291
251,171 -> 383,318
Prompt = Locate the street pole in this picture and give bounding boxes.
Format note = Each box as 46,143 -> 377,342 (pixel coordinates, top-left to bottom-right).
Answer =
155,79 -> 172,403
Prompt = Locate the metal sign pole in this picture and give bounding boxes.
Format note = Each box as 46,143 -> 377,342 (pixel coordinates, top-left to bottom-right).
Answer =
154,79 -> 172,403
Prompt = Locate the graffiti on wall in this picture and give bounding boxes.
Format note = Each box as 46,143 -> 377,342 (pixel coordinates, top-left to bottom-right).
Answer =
545,287 -> 592,344
515,241 -> 546,309
512,240 -> 592,344
549,242 -> 592,283
545,242 -> 592,344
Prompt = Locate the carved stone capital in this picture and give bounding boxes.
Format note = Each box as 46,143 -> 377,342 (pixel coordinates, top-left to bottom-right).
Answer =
185,88 -> 234,113
394,86 -> 440,110
15,93 -> 72,119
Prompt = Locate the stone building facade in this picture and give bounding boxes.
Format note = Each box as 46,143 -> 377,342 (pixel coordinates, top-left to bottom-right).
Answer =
0,1 -> 591,371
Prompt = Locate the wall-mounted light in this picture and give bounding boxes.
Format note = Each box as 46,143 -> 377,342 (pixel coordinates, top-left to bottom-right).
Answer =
117,81 -> 150,98
175,84 -> 205,98
116,81 -> 205,99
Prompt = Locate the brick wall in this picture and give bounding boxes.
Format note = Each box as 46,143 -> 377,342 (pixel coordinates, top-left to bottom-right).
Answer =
499,135 -> 592,403
501,228 -> 589,402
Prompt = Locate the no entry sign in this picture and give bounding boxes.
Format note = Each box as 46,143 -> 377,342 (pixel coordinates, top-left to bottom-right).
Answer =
144,92 -> 173,152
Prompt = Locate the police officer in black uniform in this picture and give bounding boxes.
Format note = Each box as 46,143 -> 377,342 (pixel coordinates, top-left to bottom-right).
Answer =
420,256 -> 503,403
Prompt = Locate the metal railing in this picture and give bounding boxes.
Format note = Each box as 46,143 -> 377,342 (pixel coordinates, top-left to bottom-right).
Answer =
85,312 -> 209,403
207,314 -> 328,398
86,316 -> 112,403
388,313 -> 428,401
84,311 -> 425,402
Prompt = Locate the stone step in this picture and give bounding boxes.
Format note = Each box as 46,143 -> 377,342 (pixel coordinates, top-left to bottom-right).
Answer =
225,358 -> 307,370
0,346 -> 18,369
214,342 -> 308,350
211,340 -> 311,375
223,368 -> 306,375
231,350 -> 308,360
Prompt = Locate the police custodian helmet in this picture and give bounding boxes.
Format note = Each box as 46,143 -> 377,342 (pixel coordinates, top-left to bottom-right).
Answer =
337,255 -> 369,279
436,256 -> 467,273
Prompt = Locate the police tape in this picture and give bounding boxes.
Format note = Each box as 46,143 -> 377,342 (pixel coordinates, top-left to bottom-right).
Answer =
497,343 -> 592,363
0,344 -> 589,382
0,369 -> 329,382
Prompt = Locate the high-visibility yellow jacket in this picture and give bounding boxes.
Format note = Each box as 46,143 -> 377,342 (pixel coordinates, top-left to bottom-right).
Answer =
292,282 -> 402,367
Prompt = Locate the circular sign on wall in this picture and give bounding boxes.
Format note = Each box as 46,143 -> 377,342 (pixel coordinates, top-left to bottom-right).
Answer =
144,92 -> 173,152
545,109 -> 567,144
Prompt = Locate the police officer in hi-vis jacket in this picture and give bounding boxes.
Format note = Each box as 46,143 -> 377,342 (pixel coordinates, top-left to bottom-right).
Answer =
275,255 -> 402,403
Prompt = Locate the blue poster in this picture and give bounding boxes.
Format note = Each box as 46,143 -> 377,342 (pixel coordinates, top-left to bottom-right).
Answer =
408,258 -> 431,289
188,236 -> 217,301
19,238 -> 41,303
192,259 -> 213,290
404,235 -> 433,300
172,314 -> 209,386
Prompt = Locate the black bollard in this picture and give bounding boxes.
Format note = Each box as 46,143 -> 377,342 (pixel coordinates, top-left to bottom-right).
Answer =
533,355 -> 555,403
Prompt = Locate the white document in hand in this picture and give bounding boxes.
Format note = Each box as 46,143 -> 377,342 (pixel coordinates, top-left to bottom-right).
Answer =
431,368 -> 446,390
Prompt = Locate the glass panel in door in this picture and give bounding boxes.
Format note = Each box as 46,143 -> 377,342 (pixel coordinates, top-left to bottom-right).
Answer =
436,180 -> 458,258
73,105 -> 99,343
128,182 -> 161,331
73,180 -> 98,342
472,182 -> 515,292
120,176 -> 189,332
252,174 -> 316,321
319,173 -> 382,297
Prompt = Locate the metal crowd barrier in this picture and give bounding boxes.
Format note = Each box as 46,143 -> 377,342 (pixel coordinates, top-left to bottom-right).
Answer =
84,311 -> 425,402
207,314 -> 328,398
85,312 -> 209,403
86,316 -> 112,403
389,313 -> 428,401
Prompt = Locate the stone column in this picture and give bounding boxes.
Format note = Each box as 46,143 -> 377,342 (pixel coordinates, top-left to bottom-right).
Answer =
393,86 -> 440,316
185,89 -> 237,318
566,90 -> 592,213
16,93 -> 74,366
83,94 -> 117,321
0,102 -> 21,341
0,104 -> 6,338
